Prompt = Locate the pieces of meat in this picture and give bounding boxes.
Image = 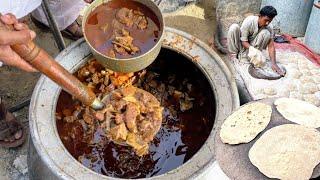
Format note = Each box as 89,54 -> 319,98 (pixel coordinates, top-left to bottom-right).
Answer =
110,91 -> 122,101
91,73 -> 100,84
111,7 -> 149,57
124,102 -> 139,133
133,10 -> 144,16
121,85 -> 136,96
132,9 -> 148,30
113,45 -> 128,56
114,114 -> 124,124
114,99 -> 127,112
126,133 -> 148,156
110,72 -> 135,87
83,107 -> 94,124
108,123 -> 128,142
102,87 -> 163,156
112,29 -> 140,55
94,111 -> 105,122
116,8 -> 134,27
134,15 -> 148,30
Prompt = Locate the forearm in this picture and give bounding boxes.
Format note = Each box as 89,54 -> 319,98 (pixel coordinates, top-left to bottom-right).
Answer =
241,41 -> 251,49
268,41 -> 276,64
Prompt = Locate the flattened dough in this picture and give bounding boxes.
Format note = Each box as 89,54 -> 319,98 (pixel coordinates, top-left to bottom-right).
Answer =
249,124 -> 320,180
275,98 -> 320,128
220,102 -> 272,144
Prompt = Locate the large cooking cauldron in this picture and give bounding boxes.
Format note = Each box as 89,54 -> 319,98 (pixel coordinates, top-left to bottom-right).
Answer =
28,28 -> 239,179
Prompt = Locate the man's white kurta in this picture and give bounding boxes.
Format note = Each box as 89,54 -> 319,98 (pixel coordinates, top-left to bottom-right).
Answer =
0,0 -> 86,30
0,0 -> 42,18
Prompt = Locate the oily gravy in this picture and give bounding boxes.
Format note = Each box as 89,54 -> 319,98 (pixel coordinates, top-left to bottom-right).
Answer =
85,0 -> 161,59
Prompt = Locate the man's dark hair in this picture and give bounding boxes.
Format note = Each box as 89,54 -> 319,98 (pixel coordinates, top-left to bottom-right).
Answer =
260,6 -> 278,19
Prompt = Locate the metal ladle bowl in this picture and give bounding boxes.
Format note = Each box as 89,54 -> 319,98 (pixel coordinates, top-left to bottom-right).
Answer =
82,0 -> 165,73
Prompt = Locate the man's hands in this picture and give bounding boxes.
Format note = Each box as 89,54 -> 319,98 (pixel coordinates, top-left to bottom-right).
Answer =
271,63 -> 285,76
267,40 -> 285,76
0,14 -> 37,72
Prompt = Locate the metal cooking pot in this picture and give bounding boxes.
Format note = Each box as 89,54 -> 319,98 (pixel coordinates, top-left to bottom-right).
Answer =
82,0 -> 165,73
28,28 -> 239,179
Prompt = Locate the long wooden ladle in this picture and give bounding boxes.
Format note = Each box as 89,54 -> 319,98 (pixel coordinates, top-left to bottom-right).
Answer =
0,16 -> 104,110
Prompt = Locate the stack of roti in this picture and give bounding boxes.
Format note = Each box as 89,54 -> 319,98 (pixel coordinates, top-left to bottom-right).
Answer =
219,98 -> 320,179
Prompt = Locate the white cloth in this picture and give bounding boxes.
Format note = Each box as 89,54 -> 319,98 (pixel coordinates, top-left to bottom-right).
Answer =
0,0 -> 42,18
248,46 -> 266,68
0,0 -> 86,30
32,0 -> 86,30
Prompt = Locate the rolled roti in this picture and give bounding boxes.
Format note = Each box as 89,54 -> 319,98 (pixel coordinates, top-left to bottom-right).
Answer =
249,124 -> 320,180
275,98 -> 320,128
220,102 -> 272,144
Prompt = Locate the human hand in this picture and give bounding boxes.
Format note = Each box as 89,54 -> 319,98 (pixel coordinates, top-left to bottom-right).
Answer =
271,63 -> 285,76
0,14 -> 37,72
314,1 -> 320,9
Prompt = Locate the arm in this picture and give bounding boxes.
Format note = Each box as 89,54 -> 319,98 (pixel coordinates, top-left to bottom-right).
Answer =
268,39 -> 276,65
0,14 -> 37,72
240,16 -> 252,50
268,39 -> 285,76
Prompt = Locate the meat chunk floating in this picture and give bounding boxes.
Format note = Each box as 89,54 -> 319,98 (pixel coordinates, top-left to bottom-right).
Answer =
101,86 -> 163,156
112,29 -> 140,55
116,8 -> 134,27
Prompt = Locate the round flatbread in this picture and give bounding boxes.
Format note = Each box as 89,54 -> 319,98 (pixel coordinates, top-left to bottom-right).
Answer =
220,102 -> 272,144
275,98 -> 320,128
249,124 -> 320,180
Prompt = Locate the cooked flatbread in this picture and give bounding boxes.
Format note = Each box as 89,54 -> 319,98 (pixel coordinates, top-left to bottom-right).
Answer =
249,124 -> 320,180
275,98 -> 320,128
220,102 -> 272,144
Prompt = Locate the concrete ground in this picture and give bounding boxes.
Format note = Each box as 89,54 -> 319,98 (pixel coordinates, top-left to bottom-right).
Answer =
0,0 -> 219,179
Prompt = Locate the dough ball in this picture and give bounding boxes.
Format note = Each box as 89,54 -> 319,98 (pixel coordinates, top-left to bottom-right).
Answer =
314,76 -> 320,83
290,91 -> 303,100
286,83 -> 297,91
300,69 -> 312,76
287,69 -> 302,79
302,83 -> 318,94
300,76 -> 315,83
303,94 -> 320,107
264,87 -> 277,96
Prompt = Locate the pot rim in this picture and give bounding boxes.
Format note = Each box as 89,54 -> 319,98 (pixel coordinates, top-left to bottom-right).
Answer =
29,27 -> 239,179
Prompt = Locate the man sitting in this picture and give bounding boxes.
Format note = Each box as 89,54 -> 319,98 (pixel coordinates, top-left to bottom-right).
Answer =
227,5 -> 284,76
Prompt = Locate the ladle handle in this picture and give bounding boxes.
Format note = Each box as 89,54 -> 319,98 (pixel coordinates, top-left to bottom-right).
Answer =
0,17 -> 104,109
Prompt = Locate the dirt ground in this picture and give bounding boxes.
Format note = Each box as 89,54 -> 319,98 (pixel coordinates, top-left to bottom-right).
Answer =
0,1 -> 219,179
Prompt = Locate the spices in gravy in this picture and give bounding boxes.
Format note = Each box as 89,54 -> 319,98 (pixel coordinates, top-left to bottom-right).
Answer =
56,49 -> 215,178
85,0 -> 161,59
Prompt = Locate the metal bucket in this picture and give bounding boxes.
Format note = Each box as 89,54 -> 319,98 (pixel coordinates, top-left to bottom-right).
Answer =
28,27 -> 239,180
82,0 -> 165,73
305,0 -> 320,54
261,0 -> 313,37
